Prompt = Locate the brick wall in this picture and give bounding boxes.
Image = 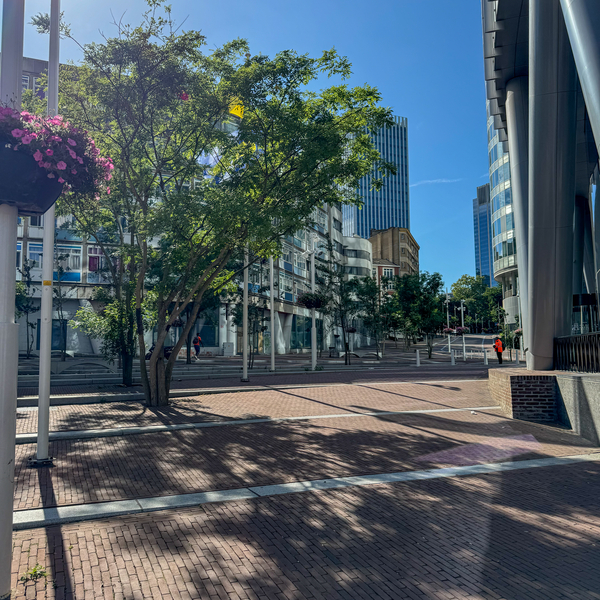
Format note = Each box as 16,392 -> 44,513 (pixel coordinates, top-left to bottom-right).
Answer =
489,369 -> 557,422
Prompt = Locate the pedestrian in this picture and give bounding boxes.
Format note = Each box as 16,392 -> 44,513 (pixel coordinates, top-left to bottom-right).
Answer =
493,337 -> 503,364
193,334 -> 201,357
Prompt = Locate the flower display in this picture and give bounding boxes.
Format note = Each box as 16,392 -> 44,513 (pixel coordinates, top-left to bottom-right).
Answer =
0,107 -> 113,196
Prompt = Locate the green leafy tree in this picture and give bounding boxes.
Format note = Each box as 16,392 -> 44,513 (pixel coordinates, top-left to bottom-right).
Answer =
56,1 -> 394,405
355,276 -> 392,359
16,260 -> 40,359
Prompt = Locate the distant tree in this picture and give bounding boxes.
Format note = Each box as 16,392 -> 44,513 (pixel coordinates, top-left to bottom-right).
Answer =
16,260 -> 40,359
355,276 -> 392,359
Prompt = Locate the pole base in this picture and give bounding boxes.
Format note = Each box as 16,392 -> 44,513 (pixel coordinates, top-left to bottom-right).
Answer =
27,456 -> 54,468
240,378 -> 250,383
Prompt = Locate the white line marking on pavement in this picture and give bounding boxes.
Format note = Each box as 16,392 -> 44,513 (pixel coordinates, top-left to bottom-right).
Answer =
13,452 -> 600,530
15,405 -> 502,444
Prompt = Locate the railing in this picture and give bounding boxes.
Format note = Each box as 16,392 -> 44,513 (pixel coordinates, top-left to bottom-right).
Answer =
554,332 -> 600,373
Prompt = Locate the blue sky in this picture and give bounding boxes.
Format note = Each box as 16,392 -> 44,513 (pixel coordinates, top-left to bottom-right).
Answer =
16,0 -> 488,288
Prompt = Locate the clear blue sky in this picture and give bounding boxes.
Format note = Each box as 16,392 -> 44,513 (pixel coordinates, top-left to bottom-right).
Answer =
16,0 -> 488,289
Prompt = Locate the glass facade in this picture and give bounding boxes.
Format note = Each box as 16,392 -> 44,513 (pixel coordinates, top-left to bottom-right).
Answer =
342,116 -> 410,239
473,184 -> 495,287
487,104 -> 516,275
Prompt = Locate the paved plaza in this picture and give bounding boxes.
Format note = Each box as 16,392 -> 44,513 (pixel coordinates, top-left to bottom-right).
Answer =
9,373 -> 600,599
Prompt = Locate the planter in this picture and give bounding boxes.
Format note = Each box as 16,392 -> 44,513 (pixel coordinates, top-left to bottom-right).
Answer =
0,144 -> 63,215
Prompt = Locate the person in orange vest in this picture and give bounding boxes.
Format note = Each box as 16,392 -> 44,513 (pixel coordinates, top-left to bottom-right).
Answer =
493,337 -> 503,364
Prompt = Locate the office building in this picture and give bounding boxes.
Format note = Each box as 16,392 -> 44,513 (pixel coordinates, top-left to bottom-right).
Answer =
473,182 -> 498,289
482,0 -> 600,369
342,116 -> 410,239
369,227 -> 419,277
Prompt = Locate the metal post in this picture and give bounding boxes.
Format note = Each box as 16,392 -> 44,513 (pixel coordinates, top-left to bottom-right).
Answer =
311,250 -> 317,371
0,3 -> 24,597
460,300 -> 466,361
269,256 -> 275,372
416,349 -> 420,367
451,350 -> 455,366
35,0 -> 61,466
448,334 -> 452,355
484,349 -> 489,365
241,247 -> 249,382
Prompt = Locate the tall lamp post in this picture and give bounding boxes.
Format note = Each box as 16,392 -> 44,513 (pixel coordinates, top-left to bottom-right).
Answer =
459,299 -> 466,361
34,0 -> 60,467
444,290 -> 451,354
0,3 -> 25,598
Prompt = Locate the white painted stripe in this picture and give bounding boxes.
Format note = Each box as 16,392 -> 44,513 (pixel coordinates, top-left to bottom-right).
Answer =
13,452 -> 600,530
15,406 -> 501,444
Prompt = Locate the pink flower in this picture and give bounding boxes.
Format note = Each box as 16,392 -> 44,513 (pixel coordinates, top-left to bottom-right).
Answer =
57,161 -> 67,170
71,169 -> 77,175
21,112 -> 34,123
179,92 -> 189,101
67,138 -> 76,146
58,177 -> 65,183
47,173 -> 55,179
21,135 -> 33,144
33,150 -> 43,162
77,157 -> 83,164
68,149 -> 77,159
106,187 -> 111,194
46,149 -> 53,156
43,162 -> 51,169
50,136 -> 61,142
11,129 -> 24,138
106,173 -> 113,181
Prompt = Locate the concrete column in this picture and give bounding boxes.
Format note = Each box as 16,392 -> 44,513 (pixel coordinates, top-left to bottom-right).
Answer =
573,195 -> 586,295
582,197 -> 596,295
560,0 -> 600,157
528,0 -> 578,369
505,76 -> 530,350
218,304 -> 227,352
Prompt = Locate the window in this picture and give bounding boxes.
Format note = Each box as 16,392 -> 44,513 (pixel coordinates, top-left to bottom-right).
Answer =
55,245 -> 82,282
401,233 -> 405,240
333,218 -> 342,233
383,268 -> 393,278
21,74 -> 29,92
27,243 -> 43,268
282,245 -> 293,263
401,247 -> 405,254
29,215 -> 43,227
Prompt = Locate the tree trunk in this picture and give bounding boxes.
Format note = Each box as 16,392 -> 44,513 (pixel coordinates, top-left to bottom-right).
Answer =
122,352 -> 133,387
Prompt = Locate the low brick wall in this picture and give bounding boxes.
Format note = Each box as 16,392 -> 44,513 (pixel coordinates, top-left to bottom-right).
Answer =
489,369 -> 557,422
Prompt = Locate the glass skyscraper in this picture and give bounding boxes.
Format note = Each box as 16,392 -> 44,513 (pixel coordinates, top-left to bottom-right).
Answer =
342,116 -> 410,239
473,183 -> 495,287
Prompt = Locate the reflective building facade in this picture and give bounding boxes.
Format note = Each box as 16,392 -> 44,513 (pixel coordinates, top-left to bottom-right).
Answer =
343,116 -> 410,239
472,183 -> 495,288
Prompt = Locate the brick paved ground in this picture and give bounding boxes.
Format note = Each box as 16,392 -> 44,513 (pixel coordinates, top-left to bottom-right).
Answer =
17,361 -> 502,398
16,380 -> 492,434
11,461 -> 600,599
13,384 -> 595,510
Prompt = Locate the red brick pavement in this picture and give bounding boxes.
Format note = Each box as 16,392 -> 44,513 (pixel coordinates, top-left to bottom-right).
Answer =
13,404 -> 595,511
17,363 -> 497,398
16,380 -> 492,434
11,461 -> 600,599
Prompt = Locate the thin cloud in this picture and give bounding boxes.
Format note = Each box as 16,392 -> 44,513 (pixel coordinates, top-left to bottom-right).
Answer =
410,178 -> 462,188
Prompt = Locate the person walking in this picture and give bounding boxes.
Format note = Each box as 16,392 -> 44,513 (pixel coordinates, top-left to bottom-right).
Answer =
193,334 -> 201,357
493,337 -> 503,364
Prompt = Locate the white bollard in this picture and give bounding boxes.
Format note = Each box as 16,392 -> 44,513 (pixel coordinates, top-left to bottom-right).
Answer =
484,349 -> 488,365
451,350 -> 455,366
515,348 -> 520,365
448,334 -> 452,354
462,335 -> 467,361
416,349 -> 420,367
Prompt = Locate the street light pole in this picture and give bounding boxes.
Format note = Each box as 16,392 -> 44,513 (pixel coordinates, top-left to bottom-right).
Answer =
460,299 -> 466,361
310,243 -> 317,371
35,0 -> 60,467
269,256 -> 275,372
241,247 -> 249,382
445,290 -> 451,354
0,2 -> 24,598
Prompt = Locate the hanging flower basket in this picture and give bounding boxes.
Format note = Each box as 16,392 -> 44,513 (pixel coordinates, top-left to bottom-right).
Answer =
0,107 -> 113,214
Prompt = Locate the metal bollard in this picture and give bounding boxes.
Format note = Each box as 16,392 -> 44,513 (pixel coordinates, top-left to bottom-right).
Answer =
462,336 -> 466,361
515,348 -> 520,365
484,349 -> 488,365
451,350 -> 455,366
416,349 -> 420,367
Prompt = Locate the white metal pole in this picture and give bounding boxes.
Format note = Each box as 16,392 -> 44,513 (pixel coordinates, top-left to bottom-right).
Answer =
311,251 -> 317,370
448,334 -> 452,355
462,334 -> 466,362
269,256 -> 275,372
484,349 -> 488,365
451,349 -> 455,366
242,247 -> 249,381
0,3 -> 24,597
36,0 -> 61,465
416,349 -> 420,367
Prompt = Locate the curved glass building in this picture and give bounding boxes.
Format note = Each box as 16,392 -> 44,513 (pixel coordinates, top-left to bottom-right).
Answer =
487,102 -> 519,325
